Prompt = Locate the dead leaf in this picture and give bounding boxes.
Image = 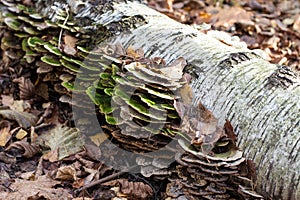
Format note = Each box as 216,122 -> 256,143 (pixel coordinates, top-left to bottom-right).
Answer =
179,83 -> 193,105
64,35 -> 77,48
9,100 -> 31,113
246,160 -> 257,182
224,119 -> 236,141
103,179 -> 153,199
13,77 -> 35,100
293,14 -> 300,34
63,35 -> 78,55
1,95 -> 14,107
160,57 -> 186,81
89,132 -> 107,147
0,120 -> 11,147
19,171 -> 35,180
0,106 -> 37,128
44,149 -> 59,163
6,140 -> 40,158
54,165 -> 77,181
0,175 -> 72,200
72,178 -> 85,189
175,101 -> 223,154
0,164 -> 11,182
35,83 -> 49,100
37,125 -> 85,162
0,151 -> 16,164
126,46 -> 144,59
81,143 -> 102,162
15,128 -> 28,140
208,6 -> 254,29
36,102 -> 56,125
173,100 -> 188,120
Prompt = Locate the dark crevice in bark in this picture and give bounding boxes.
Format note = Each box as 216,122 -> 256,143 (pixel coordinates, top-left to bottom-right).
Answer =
217,52 -> 258,69
266,65 -> 299,89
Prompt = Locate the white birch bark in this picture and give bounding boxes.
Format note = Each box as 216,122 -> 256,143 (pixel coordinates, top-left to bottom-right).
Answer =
37,1 -> 300,199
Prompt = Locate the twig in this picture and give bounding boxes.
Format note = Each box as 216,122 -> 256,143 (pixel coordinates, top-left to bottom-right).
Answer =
75,165 -> 138,193
58,6 -> 69,49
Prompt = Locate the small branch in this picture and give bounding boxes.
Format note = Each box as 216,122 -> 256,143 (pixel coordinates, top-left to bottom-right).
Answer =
75,165 -> 138,193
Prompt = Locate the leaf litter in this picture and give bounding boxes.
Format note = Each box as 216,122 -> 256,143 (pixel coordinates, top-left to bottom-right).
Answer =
148,0 -> 300,71
0,0 -> 297,199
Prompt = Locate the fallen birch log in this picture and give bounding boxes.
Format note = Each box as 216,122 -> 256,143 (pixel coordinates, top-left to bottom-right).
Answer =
22,0 -> 300,198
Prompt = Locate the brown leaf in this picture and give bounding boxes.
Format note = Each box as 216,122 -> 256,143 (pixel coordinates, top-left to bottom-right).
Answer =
6,140 -> 40,158
223,119 -> 237,143
13,77 -> 35,100
179,84 -> 193,105
63,45 -> 77,56
239,159 -> 258,186
173,100 -> 188,119
35,83 -> 49,100
1,95 -> 14,107
208,6 -> 254,29
43,149 -> 59,163
37,125 -> 84,161
36,102 -> 56,125
63,35 -> 78,55
160,57 -> 186,81
246,160 -> 257,182
0,175 -> 72,200
19,171 -> 35,180
293,14 -> 300,34
104,43 -> 126,56
103,178 -> 153,199
72,178 -> 85,189
81,143 -> 103,163
126,46 -> 144,59
0,151 -> 16,164
197,103 -> 217,124
54,165 -> 77,181
15,128 -> 28,140
89,132 -> 107,147
175,102 -> 222,154
64,35 -> 77,48
0,120 -> 11,147
0,107 -> 37,128
0,164 -> 11,183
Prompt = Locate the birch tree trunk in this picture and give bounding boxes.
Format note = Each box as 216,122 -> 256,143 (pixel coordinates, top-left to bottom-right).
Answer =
35,0 -> 300,199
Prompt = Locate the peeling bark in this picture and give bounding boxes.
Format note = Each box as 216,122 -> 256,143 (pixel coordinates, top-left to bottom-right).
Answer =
33,0 -> 300,199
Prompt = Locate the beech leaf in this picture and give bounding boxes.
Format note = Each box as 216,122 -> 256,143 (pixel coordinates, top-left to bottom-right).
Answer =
0,107 -> 37,128
37,125 -> 85,161
6,140 -> 40,158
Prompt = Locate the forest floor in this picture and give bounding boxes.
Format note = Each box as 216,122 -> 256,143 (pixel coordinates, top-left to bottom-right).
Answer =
148,0 -> 300,71
0,0 -> 299,199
